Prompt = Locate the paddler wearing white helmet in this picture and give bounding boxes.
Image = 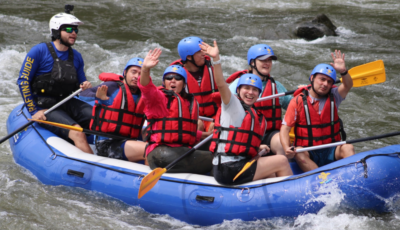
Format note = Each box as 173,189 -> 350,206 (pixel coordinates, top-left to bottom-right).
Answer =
16,5 -> 94,154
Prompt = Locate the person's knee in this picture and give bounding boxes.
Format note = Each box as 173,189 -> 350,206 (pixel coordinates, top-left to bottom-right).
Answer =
148,146 -> 180,168
275,155 -> 290,168
294,152 -> 309,164
198,119 -> 205,131
339,144 -> 354,159
68,130 -> 87,142
271,133 -> 284,155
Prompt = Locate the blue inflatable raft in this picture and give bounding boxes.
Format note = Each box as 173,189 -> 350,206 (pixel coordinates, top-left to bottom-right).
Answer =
6,104 -> 400,226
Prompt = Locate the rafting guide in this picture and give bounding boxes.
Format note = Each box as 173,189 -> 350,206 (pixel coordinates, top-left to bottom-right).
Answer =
16,5 -> 94,154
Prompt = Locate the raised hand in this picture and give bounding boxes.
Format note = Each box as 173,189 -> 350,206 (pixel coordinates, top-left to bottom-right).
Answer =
143,48 -> 162,69
199,41 -> 220,59
96,85 -> 109,100
330,50 -> 346,73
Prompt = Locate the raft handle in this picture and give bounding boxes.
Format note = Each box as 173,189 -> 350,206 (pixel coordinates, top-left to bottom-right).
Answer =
241,187 -> 250,194
196,195 -> 215,203
67,169 -> 85,178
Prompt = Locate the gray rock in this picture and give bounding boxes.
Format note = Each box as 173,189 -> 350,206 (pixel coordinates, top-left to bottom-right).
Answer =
295,14 -> 338,40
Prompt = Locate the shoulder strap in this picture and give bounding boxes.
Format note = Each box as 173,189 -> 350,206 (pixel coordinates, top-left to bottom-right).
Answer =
205,59 -> 215,91
46,42 -> 58,61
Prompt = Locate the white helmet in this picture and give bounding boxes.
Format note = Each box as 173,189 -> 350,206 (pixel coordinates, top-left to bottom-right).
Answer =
49,13 -> 83,34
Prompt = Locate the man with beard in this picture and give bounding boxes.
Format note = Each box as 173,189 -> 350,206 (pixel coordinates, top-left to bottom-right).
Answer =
280,50 -> 355,172
17,8 -> 93,154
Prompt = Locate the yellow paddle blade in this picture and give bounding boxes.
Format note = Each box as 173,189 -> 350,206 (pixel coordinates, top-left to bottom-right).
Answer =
138,168 -> 167,199
345,60 -> 386,87
28,119 -> 83,132
233,159 -> 256,182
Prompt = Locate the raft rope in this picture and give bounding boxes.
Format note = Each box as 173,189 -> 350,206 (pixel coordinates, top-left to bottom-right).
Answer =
21,108 -> 400,190
21,108 -> 57,158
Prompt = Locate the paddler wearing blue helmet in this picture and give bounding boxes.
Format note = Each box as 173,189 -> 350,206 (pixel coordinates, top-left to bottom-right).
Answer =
171,36 -> 220,132
280,50 -> 355,172
80,57 -> 147,163
138,48 -> 213,174
227,44 -> 293,157
199,40 -> 293,185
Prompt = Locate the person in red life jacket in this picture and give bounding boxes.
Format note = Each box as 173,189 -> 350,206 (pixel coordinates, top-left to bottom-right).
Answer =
138,48 -> 213,174
80,58 -> 146,162
227,44 -> 293,156
280,50 -> 355,172
170,36 -> 221,132
199,41 -> 293,185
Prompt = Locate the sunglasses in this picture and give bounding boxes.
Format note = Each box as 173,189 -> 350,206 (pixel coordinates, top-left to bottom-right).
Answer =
164,74 -> 184,81
61,27 -> 79,34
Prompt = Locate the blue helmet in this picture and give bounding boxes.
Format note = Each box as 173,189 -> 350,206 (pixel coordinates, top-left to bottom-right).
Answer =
177,36 -> 203,61
123,57 -> 144,76
247,44 -> 277,65
236,73 -> 263,95
309,63 -> 336,82
163,65 -> 187,83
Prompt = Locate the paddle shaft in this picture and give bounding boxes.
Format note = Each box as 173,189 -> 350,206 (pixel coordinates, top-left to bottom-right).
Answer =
68,127 -> 135,140
165,134 -> 213,171
0,89 -> 82,145
138,134 -> 214,198
232,149 -> 265,181
29,118 -> 136,141
296,131 -> 400,153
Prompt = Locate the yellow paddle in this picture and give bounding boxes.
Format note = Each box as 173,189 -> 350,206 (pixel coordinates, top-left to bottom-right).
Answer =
233,149 -> 265,182
138,135 -> 213,199
345,59 -> 385,87
255,60 -> 386,103
0,88 -> 82,145
28,119 -> 135,140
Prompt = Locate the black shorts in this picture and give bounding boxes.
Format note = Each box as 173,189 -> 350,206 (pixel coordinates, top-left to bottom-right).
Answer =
261,130 -> 280,146
213,158 -> 257,185
39,98 -> 93,139
95,138 -> 128,160
147,145 -> 213,174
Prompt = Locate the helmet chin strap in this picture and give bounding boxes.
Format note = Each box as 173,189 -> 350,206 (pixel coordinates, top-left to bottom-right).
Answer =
251,61 -> 269,80
187,55 -> 201,69
123,75 -> 135,91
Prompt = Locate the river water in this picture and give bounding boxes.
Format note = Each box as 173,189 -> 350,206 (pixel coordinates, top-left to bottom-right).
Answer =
1,0 -> 400,229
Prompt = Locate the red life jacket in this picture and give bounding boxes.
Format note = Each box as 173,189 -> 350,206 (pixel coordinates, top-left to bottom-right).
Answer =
144,87 -> 199,146
89,73 -> 145,139
227,70 -> 282,131
171,56 -> 220,117
293,85 -> 346,147
209,100 -> 267,158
